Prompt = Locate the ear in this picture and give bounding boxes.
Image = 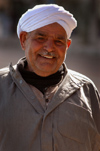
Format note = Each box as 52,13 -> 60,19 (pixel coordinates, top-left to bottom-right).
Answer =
67,39 -> 71,48
19,31 -> 28,50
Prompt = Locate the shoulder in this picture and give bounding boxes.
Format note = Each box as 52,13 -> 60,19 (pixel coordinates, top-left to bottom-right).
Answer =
68,69 -> 97,89
68,69 -> 91,82
0,66 -> 11,86
0,66 -> 10,76
0,62 -> 17,76
0,63 -> 18,88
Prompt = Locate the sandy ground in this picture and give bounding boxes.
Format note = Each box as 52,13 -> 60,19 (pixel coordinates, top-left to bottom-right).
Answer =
0,36 -> 100,92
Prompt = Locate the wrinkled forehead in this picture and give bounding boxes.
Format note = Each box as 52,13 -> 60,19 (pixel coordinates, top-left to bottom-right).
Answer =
32,23 -> 67,36
27,22 -> 68,41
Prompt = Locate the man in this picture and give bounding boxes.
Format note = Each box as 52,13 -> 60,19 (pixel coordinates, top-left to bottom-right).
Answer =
0,4 -> 100,151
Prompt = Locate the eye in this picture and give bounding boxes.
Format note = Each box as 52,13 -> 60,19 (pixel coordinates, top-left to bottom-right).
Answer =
55,40 -> 64,45
36,36 -> 46,42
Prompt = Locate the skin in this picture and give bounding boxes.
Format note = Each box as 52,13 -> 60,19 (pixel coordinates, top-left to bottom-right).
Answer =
20,23 -> 71,77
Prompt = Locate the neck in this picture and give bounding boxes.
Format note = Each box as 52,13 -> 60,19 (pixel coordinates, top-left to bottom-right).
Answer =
17,58 -> 66,94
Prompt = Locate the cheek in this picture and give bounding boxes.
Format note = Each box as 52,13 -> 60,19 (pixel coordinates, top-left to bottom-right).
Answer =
25,44 -> 42,65
24,47 -> 34,65
25,43 -> 37,58
58,47 -> 67,58
31,40 -> 43,50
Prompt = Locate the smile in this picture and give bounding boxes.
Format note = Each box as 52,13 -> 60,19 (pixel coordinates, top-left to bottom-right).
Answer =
40,54 -> 54,59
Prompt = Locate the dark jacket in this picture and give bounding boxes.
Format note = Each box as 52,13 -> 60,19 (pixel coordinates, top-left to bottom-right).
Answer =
0,59 -> 100,151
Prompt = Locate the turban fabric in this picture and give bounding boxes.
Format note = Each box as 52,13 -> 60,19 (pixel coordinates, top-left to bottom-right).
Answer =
17,4 -> 77,39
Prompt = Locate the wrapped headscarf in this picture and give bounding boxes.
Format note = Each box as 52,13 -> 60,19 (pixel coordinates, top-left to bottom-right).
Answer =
17,4 -> 77,39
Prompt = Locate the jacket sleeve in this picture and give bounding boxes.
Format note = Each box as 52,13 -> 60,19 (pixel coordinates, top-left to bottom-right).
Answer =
86,83 -> 100,151
89,83 -> 100,134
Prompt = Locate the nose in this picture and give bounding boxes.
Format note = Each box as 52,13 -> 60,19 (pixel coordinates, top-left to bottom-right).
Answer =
44,38 -> 55,52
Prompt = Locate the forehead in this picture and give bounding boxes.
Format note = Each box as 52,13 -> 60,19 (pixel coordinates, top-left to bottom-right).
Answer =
30,23 -> 67,38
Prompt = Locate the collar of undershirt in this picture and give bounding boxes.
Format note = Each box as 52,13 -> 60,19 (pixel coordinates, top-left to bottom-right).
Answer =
17,58 -> 66,94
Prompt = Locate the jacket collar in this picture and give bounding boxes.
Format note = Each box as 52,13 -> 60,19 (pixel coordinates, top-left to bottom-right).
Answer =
9,58 -> 84,116
44,67 -> 83,117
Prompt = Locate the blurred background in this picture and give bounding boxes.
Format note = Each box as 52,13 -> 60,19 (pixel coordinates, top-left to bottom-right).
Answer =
0,0 -> 100,92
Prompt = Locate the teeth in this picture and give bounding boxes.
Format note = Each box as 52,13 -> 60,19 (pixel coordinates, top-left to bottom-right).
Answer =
41,55 -> 53,59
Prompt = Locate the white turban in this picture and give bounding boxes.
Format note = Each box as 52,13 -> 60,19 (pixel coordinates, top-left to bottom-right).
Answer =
17,4 -> 77,39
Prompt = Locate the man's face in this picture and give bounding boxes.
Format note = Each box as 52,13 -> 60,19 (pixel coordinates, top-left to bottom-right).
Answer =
20,23 -> 71,77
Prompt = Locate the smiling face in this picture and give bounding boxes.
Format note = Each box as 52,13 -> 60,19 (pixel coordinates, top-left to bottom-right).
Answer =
20,23 -> 71,77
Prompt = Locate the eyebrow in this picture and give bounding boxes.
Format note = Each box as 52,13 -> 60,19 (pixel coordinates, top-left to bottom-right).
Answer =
33,30 -> 67,40
34,31 -> 47,36
56,36 -> 66,40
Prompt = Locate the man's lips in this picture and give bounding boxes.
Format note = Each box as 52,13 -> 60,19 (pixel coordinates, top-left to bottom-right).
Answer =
38,51 -> 57,59
40,54 -> 54,59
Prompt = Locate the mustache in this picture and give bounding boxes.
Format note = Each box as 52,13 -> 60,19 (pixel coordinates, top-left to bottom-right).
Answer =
39,50 -> 57,58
